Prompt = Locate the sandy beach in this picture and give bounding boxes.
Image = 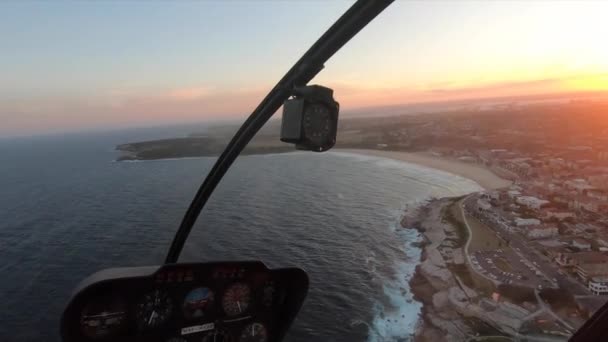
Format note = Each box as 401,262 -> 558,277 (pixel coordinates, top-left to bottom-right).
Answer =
336,149 -> 511,190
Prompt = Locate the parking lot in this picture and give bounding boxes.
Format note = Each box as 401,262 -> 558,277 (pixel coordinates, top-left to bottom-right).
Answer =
470,249 -> 556,288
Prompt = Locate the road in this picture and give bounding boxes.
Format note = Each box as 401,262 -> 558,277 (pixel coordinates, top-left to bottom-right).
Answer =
463,196 -> 589,296
459,195 -> 576,340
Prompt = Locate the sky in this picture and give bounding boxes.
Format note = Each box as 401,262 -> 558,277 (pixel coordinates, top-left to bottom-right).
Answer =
1,1 -> 608,137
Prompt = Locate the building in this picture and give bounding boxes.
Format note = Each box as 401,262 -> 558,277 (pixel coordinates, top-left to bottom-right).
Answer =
545,246 -> 569,260
597,237 -> 608,252
541,210 -> 575,221
569,197 -> 603,214
555,251 -> 608,268
588,172 -> 608,189
577,264 -> 608,282
587,277 -> 608,296
565,179 -> 595,194
515,218 -> 541,226
516,196 -> 550,210
502,158 -> 533,178
477,199 -> 492,211
488,191 -> 501,201
586,189 -> 608,201
507,190 -> 522,199
572,238 -> 592,251
526,225 -> 558,239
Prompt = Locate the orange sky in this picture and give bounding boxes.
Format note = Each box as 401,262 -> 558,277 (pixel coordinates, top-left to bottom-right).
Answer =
2,1 -> 608,136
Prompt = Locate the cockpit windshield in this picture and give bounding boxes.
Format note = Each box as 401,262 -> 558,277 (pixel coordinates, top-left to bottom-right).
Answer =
1,1 -> 608,341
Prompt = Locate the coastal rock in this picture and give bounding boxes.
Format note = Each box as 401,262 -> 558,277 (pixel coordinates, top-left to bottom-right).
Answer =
454,275 -> 478,299
448,286 -> 469,308
426,248 -> 446,268
426,312 -> 468,342
452,248 -> 465,265
432,291 -> 449,309
420,259 -> 452,284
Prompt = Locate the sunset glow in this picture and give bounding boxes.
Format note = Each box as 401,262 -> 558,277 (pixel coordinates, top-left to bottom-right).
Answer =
1,1 -> 608,136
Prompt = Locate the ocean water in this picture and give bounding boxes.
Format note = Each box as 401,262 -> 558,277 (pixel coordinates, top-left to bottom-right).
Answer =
0,129 -> 482,341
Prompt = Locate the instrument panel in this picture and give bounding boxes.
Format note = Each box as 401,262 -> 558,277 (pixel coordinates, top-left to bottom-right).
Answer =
61,261 -> 308,342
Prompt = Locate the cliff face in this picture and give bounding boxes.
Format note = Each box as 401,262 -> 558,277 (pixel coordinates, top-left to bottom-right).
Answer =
405,198 -> 549,341
405,198 -> 477,341
406,197 -> 522,341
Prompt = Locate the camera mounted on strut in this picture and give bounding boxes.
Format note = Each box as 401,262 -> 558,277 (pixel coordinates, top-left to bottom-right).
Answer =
280,85 -> 339,152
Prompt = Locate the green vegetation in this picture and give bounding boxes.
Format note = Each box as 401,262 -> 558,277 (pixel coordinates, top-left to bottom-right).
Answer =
441,198 -> 469,246
442,198 -> 495,295
449,264 -> 475,287
464,211 -> 505,253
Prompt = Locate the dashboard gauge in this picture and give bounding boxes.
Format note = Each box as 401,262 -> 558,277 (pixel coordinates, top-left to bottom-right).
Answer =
239,323 -> 268,342
135,289 -> 173,329
183,287 -> 215,320
202,330 -> 233,342
80,296 -> 127,339
303,103 -> 333,148
262,284 -> 275,307
222,283 -> 251,317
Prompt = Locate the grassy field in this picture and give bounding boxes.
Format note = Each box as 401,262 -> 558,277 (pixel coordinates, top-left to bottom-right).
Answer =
462,210 -> 505,253
442,198 -> 469,246
444,199 -> 496,294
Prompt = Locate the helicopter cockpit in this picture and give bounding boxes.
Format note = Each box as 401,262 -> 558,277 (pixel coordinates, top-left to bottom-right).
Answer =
60,1 -> 393,342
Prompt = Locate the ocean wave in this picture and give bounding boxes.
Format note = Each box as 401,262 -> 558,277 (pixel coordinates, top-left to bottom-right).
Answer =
331,151 -> 482,196
367,227 -> 422,342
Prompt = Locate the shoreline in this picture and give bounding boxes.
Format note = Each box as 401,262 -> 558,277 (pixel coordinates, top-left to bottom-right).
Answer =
333,150 -> 513,339
335,148 -> 511,191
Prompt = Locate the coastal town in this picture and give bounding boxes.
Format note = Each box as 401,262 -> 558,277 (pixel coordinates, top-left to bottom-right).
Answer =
339,101 -> 608,341
113,100 -> 608,340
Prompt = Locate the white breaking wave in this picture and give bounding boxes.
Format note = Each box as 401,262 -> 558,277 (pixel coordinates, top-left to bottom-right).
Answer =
329,152 -> 482,341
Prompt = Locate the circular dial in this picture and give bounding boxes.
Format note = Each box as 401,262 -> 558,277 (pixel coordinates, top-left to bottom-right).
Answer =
222,283 -> 251,316
202,330 -> 233,342
239,323 -> 268,342
135,289 -> 173,329
183,287 -> 215,320
303,103 -> 333,148
80,296 -> 127,339
262,283 -> 275,307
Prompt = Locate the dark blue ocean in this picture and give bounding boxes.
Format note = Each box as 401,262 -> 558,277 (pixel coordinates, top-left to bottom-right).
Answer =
0,127 -> 481,341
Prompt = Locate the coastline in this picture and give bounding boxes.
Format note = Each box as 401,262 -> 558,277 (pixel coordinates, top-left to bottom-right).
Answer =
402,197 -> 492,341
335,149 -> 513,340
335,148 -> 511,191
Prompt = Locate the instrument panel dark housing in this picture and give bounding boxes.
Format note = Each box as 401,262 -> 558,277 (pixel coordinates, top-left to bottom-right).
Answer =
61,261 -> 308,342
280,85 -> 339,152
